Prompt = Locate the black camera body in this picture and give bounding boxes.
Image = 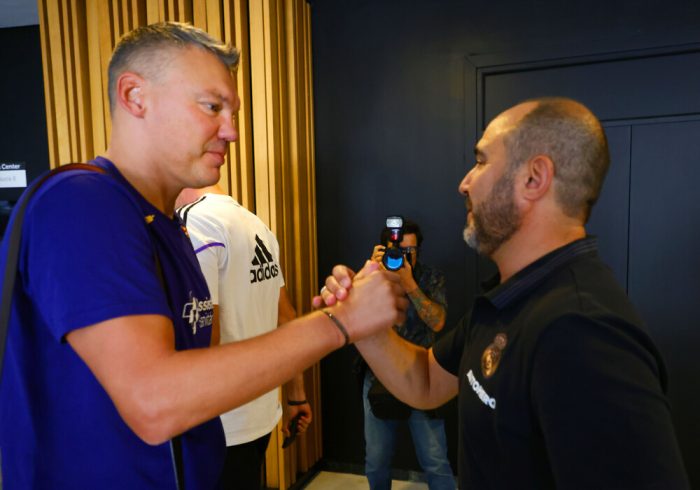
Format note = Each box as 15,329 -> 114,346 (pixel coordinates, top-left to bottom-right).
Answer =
382,216 -> 405,271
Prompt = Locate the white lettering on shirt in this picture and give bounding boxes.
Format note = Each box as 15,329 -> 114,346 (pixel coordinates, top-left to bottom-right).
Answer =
467,369 -> 497,409
182,296 -> 214,334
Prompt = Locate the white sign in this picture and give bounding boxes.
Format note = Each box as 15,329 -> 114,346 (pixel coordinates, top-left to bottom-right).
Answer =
0,162 -> 27,188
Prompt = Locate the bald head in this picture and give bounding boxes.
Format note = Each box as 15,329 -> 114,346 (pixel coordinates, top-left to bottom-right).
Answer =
499,97 -> 610,222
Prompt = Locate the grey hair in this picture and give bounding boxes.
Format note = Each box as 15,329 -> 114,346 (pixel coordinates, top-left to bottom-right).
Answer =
107,21 -> 240,111
502,97 -> 610,223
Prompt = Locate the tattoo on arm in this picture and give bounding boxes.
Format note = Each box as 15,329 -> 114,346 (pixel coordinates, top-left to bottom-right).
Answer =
407,288 -> 446,331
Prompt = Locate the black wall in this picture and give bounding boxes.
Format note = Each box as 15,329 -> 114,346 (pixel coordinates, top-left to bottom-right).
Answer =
0,25 -> 50,236
312,0 -> 700,485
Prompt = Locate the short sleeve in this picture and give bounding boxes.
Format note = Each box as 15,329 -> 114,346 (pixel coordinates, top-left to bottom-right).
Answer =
186,220 -> 225,305
23,172 -> 171,341
432,314 -> 469,376
531,314 -> 689,489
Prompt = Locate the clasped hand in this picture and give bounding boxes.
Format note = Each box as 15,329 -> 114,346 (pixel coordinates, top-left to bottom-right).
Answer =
311,260 -> 409,342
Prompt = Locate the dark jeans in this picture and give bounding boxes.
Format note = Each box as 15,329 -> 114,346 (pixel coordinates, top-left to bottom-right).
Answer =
363,373 -> 455,490
220,432 -> 272,489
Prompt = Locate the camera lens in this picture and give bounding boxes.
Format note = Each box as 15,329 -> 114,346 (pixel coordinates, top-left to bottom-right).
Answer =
383,247 -> 404,271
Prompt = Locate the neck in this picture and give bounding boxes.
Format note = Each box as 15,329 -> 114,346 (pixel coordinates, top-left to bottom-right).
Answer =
491,221 -> 586,283
104,147 -> 179,216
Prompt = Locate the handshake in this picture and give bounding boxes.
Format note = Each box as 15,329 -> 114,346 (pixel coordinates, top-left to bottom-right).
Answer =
311,260 -> 409,345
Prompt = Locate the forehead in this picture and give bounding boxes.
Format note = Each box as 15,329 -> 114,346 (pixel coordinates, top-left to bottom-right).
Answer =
476,102 -> 537,153
400,233 -> 418,247
158,46 -> 239,103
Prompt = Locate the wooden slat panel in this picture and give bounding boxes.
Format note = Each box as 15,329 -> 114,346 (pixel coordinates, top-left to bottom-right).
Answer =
216,0 -> 236,197
45,0 -> 72,164
131,0 -> 146,26
192,0 -> 207,28
206,0 -> 222,39
182,0 -> 191,22
61,1 -> 80,161
233,0 -> 255,211
37,0 -> 58,168
167,0 -> 177,21
70,0 -> 91,162
146,1 -> 160,23
111,0 -> 123,45
86,0 -> 107,154
121,0 -> 132,32
98,1 -> 115,141
249,0 -> 270,225
158,1 -> 167,23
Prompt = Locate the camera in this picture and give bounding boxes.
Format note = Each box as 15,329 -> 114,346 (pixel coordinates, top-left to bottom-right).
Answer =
382,215 -> 405,271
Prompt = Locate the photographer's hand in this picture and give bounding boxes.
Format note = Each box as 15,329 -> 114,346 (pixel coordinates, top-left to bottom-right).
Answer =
396,258 -> 418,293
371,244 -> 386,265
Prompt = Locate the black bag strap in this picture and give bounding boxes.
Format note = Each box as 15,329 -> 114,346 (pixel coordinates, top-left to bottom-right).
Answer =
0,163 -> 106,382
0,163 -> 185,490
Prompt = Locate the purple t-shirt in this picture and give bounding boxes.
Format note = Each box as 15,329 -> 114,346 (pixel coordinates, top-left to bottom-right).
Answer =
0,157 -> 223,488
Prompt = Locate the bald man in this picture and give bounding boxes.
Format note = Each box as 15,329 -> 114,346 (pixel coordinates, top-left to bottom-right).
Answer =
318,98 -> 689,489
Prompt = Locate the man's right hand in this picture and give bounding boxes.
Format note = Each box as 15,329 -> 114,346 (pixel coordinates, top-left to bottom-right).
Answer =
371,244 -> 386,265
314,261 -> 408,342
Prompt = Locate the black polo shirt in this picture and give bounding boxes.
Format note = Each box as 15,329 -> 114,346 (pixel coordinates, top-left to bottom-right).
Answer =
433,237 -> 689,489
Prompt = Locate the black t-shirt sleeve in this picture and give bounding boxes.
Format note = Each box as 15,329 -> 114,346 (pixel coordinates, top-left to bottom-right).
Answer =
432,314 -> 469,376
531,314 -> 689,489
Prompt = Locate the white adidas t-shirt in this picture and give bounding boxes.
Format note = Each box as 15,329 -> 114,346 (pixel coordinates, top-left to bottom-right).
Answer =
178,194 -> 284,446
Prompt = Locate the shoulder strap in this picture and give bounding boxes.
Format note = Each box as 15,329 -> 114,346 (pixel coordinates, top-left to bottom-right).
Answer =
0,163 -> 185,489
0,163 -> 106,383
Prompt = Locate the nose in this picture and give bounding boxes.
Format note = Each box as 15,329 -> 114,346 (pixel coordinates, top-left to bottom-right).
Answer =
218,113 -> 239,143
458,166 -> 475,196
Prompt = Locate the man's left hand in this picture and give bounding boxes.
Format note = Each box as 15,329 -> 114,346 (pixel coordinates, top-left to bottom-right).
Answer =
397,260 -> 418,294
284,402 -> 312,436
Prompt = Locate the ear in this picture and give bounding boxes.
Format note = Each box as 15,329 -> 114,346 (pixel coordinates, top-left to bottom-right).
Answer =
115,72 -> 147,117
520,155 -> 554,202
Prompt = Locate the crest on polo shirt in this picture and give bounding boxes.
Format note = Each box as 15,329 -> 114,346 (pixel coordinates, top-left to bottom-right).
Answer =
481,333 -> 507,378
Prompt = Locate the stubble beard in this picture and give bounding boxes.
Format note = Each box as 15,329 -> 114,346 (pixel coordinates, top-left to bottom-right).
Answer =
463,170 -> 522,257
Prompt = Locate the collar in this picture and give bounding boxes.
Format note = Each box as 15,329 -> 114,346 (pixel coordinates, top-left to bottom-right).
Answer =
481,236 -> 598,309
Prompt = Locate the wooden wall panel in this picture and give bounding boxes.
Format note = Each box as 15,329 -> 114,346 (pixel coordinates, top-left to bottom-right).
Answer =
38,1 -> 319,488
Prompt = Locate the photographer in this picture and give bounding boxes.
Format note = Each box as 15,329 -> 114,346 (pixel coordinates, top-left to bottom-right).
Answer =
363,219 -> 455,490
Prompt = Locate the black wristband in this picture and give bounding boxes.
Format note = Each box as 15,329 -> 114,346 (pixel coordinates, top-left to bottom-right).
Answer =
322,309 -> 350,346
287,399 -> 308,406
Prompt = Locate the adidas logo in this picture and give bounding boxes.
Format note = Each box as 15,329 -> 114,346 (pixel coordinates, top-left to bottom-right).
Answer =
250,234 -> 280,284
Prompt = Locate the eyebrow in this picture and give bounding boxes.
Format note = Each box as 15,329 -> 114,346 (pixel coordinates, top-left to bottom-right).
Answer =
198,90 -> 234,106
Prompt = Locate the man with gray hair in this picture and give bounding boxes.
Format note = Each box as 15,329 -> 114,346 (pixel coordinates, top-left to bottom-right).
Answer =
318,98 -> 689,489
0,22 -> 407,488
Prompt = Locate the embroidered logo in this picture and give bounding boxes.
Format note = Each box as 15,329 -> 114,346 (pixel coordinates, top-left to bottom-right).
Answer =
249,235 -> 280,284
481,333 -> 507,379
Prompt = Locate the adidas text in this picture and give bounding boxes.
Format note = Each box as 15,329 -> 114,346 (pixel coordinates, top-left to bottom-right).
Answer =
250,263 -> 279,283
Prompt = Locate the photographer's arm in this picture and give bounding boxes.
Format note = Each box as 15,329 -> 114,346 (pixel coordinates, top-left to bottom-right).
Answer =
406,288 -> 446,332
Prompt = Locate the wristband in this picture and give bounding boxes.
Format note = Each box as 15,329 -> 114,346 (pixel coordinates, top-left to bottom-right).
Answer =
322,309 -> 350,346
287,399 -> 308,406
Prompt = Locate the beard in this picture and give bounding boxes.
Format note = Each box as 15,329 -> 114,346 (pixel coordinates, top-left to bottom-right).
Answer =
463,170 -> 521,256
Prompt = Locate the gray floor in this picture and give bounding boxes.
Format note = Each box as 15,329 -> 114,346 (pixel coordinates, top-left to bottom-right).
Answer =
302,471 -> 428,489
